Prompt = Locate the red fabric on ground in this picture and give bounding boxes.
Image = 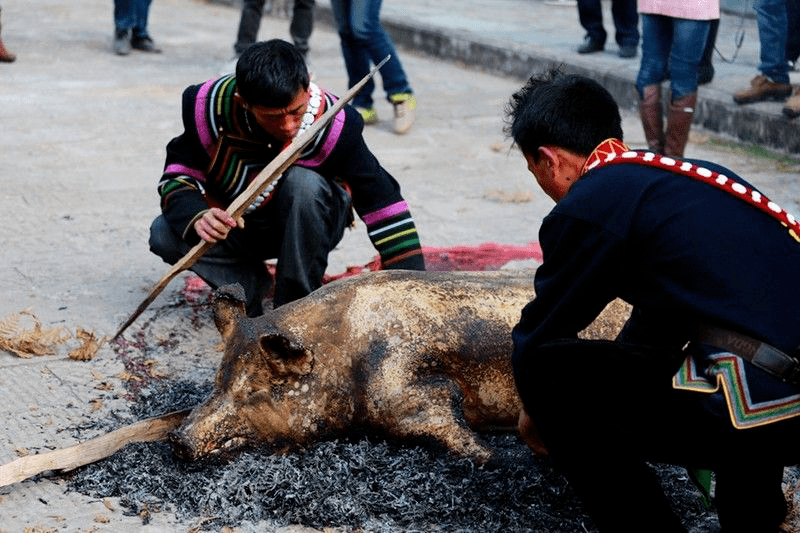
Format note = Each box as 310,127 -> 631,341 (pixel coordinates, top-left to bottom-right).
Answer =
182,242 -> 543,299
323,241 -> 543,282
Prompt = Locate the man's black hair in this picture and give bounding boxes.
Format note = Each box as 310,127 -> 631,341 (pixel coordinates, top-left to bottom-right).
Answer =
504,67 -> 623,161
236,39 -> 310,108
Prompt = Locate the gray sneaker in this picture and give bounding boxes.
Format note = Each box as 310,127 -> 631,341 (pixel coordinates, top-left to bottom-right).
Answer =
113,29 -> 131,56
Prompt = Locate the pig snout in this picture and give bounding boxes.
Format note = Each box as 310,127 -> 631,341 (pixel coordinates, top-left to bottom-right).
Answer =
168,397 -> 254,461
168,429 -> 200,462
168,423 -> 252,461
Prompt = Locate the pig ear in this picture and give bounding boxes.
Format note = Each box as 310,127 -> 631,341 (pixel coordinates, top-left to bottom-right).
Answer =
260,333 -> 314,377
212,284 -> 247,342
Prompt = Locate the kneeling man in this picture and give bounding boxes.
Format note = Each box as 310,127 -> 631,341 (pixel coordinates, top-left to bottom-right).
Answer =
150,39 -> 425,315
507,69 -> 800,532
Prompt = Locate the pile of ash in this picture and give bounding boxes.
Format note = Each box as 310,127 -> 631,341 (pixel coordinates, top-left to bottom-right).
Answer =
67,380 -> 718,532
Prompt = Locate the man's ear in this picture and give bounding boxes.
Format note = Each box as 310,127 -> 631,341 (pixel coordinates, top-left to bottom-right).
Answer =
523,147 -> 557,177
537,146 -> 560,173
537,145 -> 584,201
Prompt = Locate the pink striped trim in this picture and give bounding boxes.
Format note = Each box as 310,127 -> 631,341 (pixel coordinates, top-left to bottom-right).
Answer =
164,164 -> 206,182
363,201 -> 409,226
195,78 -> 217,154
296,109 -> 346,168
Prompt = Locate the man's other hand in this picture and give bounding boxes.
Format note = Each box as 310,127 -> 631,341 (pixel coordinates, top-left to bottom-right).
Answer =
518,409 -> 549,456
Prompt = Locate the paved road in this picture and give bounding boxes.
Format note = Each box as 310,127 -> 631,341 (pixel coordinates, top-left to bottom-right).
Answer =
1,0 -> 799,531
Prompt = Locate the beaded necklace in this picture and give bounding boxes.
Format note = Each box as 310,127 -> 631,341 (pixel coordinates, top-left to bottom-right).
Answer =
584,139 -> 800,243
244,82 -> 324,214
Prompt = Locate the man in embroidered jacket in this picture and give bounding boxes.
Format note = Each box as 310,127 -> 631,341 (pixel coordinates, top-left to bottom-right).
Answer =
149,40 -> 424,315
506,69 -> 800,532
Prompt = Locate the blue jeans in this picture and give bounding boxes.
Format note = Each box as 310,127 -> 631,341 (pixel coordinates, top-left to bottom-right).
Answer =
636,15 -> 711,101
577,0 -> 639,47
149,166 -> 352,314
114,0 -> 153,37
330,0 -> 413,108
755,0 -> 789,83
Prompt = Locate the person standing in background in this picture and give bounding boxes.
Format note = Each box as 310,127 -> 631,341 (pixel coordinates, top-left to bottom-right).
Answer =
0,6 -> 15,62
575,0 -> 639,58
732,0 -> 792,105
697,18 -> 719,84
233,0 -> 315,58
330,0 -> 416,134
782,0 -> 800,117
785,0 -> 799,68
636,0 -> 718,157
113,0 -> 160,55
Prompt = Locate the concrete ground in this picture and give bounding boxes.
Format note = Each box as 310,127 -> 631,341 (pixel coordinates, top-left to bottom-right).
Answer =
0,0 -> 799,531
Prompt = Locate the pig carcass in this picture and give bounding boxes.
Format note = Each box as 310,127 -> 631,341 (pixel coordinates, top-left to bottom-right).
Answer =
170,269 -> 630,463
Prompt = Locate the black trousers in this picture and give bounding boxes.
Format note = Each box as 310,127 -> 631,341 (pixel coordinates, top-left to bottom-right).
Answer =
235,0 -> 316,55
514,339 -> 800,532
149,166 -> 351,315
577,0 -> 639,47
787,0 -> 800,63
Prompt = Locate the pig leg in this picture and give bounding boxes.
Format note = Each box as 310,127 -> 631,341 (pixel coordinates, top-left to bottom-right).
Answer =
370,379 -> 494,463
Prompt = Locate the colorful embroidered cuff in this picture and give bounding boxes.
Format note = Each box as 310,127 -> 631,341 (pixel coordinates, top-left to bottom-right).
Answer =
364,202 -> 424,269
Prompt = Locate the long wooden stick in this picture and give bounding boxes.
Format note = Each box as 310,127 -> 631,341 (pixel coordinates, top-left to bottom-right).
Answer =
0,409 -> 190,487
111,56 -> 390,341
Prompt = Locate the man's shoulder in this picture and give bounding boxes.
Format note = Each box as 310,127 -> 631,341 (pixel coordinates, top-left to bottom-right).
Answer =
554,154 -> 738,231
182,75 -> 236,103
315,85 -> 365,131
580,153 -> 745,194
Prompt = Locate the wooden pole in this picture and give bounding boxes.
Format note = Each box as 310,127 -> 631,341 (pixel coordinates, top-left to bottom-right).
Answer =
0,409 -> 190,487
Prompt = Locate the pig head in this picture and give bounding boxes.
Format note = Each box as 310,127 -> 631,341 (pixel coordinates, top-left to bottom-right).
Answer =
170,269 -> 631,463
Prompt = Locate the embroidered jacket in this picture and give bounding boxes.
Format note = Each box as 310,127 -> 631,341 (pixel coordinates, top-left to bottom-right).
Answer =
158,75 -> 424,270
512,140 -> 800,429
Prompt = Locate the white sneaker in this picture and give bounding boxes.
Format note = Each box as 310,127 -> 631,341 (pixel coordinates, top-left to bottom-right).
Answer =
390,93 -> 416,134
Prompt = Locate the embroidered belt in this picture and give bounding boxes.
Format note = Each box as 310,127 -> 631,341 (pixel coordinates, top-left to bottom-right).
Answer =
696,325 -> 800,387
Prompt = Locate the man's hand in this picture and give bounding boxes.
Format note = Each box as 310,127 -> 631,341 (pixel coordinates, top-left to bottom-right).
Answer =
518,409 -> 549,456
193,207 -> 245,244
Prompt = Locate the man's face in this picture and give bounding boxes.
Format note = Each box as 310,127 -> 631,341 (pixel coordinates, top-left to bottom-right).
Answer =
524,151 -> 559,202
245,87 -> 310,143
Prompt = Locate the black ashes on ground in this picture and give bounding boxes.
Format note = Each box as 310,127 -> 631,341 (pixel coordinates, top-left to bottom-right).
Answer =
66,379 -> 719,532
